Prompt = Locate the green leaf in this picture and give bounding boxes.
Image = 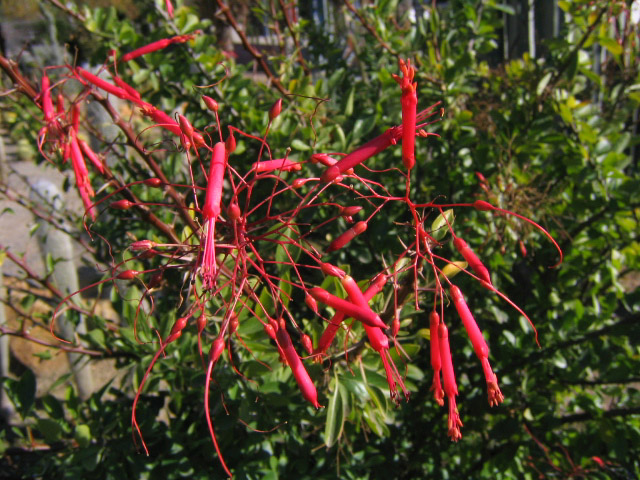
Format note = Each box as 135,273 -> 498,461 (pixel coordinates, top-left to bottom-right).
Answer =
489,3 -> 515,15
344,87 -> 355,117
439,261 -> 468,280
87,328 -> 106,348
291,139 -> 310,151
536,72 -> 553,96
600,37 -> 623,56
430,209 -> 454,241
366,385 -> 387,415
16,369 -> 36,417
75,424 -> 92,448
42,395 -> 64,419
36,418 -> 62,444
324,378 -> 345,447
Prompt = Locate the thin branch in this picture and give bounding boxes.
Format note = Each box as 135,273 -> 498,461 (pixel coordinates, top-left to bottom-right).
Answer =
215,0 -> 289,96
560,406 -> 640,424
43,0 -> 86,23
343,0 -> 397,56
0,246 -> 91,316
278,0 -> 311,76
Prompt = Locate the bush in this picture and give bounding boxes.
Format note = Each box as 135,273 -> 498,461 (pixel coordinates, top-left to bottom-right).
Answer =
0,1 -> 638,479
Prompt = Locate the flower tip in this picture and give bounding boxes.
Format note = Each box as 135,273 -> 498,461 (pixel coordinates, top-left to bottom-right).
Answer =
487,381 -> 504,407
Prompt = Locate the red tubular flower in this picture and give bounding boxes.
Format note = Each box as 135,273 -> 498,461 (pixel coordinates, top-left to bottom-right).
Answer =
200,142 -> 226,290
309,287 -> 388,330
275,325 -> 320,408
453,237 -> 492,285
120,33 -> 198,63
69,132 -> 95,220
251,158 -> 302,173
392,58 -> 417,170
320,127 -> 400,182
341,275 -> 408,401
327,221 -> 367,252
439,322 -> 463,441
315,274 -> 386,354
78,138 -> 105,174
450,285 -> 503,406
429,311 -> 444,406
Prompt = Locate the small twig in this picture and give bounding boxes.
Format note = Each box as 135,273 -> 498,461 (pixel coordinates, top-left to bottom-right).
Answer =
43,0 -> 86,23
278,0 -> 311,76
343,0 -> 397,56
0,246 -> 91,317
0,184 -> 97,255
215,0 -> 289,96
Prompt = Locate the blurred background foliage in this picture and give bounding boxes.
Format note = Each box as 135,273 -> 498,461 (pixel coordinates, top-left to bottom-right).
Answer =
0,0 -> 639,479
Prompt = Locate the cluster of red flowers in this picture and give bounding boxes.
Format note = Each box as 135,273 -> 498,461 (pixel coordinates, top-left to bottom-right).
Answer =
34,37 -> 561,477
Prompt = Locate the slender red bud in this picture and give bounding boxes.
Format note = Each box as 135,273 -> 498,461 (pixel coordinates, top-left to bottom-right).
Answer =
276,326 -> 320,408
197,313 -> 207,334
166,315 -> 189,344
392,58 -> 417,170
117,269 -> 140,280
148,272 -> 163,288
339,205 -> 363,217
225,130 -> 236,154
209,337 -> 226,363
203,142 -> 227,219
311,153 -> 335,165
473,200 -> 495,211
131,240 -> 156,251
301,334 -> 313,355
144,178 -> 163,187
269,98 -> 282,121
56,93 -> 65,119
519,240 -> 527,257
292,178 -> 314,189
453,237 -> 492,285
264,324 -> 276,340
229,314 -> 239,334
76,67 -> 131,100
202,95 -> 218,112
270,318 -> 280,333
78,139 -> 105,174
111,199 -> 134,210
112,76 -> 141,100
391,318 -> 400,338
227,202 -> 241,221
251,158 -> 302,173
120,33 -> 198,63
309,287 -> 387,330
178,114 -> 194,139
41,75 -> 54,122
165,0 -> 174,18
305,293 -> 318,314
327,221 -> 367,252
320,262 -> 346,278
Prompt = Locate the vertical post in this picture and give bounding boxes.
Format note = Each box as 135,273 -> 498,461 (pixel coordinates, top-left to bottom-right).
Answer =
528,0 -> 536,59
0,260 -> 15,420
0,132 -> 15,420
30,180 -> 93,400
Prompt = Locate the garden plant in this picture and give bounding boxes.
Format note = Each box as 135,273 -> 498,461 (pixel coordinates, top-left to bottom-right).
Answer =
0,1 -> 639,479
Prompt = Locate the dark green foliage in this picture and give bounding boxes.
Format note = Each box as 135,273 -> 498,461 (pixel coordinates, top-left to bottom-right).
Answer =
1,1 -> 638,479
